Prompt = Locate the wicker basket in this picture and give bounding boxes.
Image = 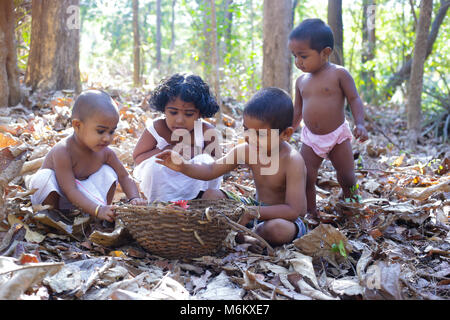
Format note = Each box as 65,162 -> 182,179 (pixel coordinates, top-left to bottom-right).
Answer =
116,199 -> 247,259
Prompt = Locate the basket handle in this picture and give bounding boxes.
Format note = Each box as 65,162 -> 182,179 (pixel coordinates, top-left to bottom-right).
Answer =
218,213 -> 275,256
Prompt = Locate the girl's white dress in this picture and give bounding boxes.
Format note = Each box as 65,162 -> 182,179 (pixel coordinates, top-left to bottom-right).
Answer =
133,119 -> 222,202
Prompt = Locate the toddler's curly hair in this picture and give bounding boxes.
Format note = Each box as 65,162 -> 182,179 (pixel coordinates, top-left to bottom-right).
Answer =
148,73 -> 219,118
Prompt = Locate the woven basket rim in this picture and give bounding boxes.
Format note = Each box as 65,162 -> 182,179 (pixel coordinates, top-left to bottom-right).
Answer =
115,199 -> 247,259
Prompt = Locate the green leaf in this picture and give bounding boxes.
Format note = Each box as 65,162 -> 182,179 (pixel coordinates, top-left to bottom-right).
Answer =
338,240 -> 347,258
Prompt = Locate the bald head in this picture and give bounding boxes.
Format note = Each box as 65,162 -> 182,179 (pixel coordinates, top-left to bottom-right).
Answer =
72,90 -> 119,122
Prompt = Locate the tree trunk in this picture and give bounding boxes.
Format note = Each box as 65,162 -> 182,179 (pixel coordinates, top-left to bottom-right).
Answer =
202,1 -> 212,84
209,0 -> 223,125
168,0 -> 176,67
407,0 -> 433,143
361,0 -> 376,102
25,0 -> 81,93
156,0 -> 162,71
385,0 -> 449,98
292,0 -> 300,25
262,0 -> 293,94
0,0 -> 21,107
223,0 -> 233,54
132,0 -> 141,87
328,0 -> 344,66
250,0 -> 256,92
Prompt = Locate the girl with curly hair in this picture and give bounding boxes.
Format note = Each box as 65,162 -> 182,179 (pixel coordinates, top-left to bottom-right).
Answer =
132,73 -> 223,202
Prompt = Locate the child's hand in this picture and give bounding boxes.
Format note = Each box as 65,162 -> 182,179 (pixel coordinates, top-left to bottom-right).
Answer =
129,197 -> 147,205
155,150 -> 186,172
239,207 -> 260,226
97,205 -> 117,222
353,124 -> 368,142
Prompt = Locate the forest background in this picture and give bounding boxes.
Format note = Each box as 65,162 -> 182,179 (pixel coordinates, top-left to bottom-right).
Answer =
0,0 -> 449,301
2,0 -> 449,144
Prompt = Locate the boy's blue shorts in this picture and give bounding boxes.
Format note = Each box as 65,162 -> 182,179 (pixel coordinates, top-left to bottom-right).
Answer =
221,189 -> 308,239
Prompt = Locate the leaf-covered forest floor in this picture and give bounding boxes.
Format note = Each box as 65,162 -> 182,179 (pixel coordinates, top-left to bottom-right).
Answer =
0,87 -> 449,300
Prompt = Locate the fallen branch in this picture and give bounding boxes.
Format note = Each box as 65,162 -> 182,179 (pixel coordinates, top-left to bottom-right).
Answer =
393,179 -> 450,200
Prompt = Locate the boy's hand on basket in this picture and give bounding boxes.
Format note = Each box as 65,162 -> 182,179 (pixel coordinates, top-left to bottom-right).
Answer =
239,206 -> 260,226
129,197 -> 147,205
155,150 -> 186,172
98,205 -> 117,222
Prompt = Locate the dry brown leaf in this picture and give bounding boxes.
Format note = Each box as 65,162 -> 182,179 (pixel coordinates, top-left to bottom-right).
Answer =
243,270 -> 311,300
0,132 -> 19,149
293,224 -> 352,266
327,276 -> 364,296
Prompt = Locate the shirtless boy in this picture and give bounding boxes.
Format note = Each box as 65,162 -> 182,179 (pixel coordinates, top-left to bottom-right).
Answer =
156,87 -> 308,247
30,90 -> 145,222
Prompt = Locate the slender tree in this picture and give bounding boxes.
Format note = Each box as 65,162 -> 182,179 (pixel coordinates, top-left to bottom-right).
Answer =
407,0 -> 433,143
201,0 -> 213,84
25,0 -> 80,93
132,0 -> 141,87
168,0 -> 177,68
0,0 -> 20,107
262,0 -> 293,94
210,0 -> 223,124
156,0 -> 162,71
223,0 -> 234,54
385,0 -> 449,98
328,0 -> 344,65
361,0 -> 376,102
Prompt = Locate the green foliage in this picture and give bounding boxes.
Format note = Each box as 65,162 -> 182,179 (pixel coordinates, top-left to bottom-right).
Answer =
331,240 -> 347,258
13,0 -> 448,117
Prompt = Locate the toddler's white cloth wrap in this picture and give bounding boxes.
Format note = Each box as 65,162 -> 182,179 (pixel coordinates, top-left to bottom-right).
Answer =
28,164 -> 118,209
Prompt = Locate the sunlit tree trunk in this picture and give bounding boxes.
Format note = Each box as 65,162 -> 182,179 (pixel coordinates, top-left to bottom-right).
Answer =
385,0 -> 448,98
0,0 -> 20,107
361,0 -> 376,103
328,0 -> 343,66
210,0 -> 223,125
25,0 -> 80,93
168,0 -> 177,68
223,0 -> 233,54
156,0 -> 162,71
202,1 -> 212,84
250,0 -> 256,92
407,0 -> 433,143
262,0 -> 292,94
132,0 -> 141,87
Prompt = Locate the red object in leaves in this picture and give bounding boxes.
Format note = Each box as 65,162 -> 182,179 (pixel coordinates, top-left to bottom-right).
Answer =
171,200 -> 189,209
19,253 -> 40,264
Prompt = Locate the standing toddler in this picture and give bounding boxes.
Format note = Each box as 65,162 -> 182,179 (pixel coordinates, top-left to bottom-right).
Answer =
288,18 -> 369,218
